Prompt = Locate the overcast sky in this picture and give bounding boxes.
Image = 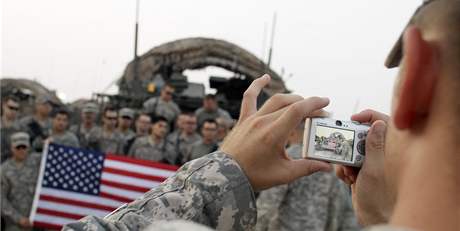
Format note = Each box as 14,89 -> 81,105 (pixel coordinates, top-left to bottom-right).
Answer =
2,0 -> 421,119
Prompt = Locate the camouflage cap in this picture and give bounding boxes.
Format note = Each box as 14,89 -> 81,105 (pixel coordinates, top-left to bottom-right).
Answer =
385,0 -> 437,68
82,102 -> 99,114
119,108 -> 135,119
11,132 -> 30,148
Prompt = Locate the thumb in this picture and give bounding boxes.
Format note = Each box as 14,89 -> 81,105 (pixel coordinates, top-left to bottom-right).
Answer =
364,120 -> 387,164
289,159 -> 332,180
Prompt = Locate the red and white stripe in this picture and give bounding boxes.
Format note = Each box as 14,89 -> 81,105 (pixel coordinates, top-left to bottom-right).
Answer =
32,154 -> 178,230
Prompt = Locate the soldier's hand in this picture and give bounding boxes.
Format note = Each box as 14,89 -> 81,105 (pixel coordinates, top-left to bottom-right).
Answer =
335,109 -> 393,226
19,217 -> 32,228
220,74 -> 332,191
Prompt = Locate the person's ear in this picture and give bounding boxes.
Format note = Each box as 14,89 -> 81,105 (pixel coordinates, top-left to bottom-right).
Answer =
393,26 -> 439,130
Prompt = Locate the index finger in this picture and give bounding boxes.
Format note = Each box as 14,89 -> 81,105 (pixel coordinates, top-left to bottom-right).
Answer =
272,97 -> 330,139
351,109 -> 390,124
238,74 -> 271,122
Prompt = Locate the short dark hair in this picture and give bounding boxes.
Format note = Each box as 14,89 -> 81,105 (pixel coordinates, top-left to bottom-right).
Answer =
52,108 -> 70,119
136,112 -> 151,121
201,118 -> 217,128
163,83 -> 175,90
204,94 -> 216,100
103,106 -> 117,116
151,115 -> 168,125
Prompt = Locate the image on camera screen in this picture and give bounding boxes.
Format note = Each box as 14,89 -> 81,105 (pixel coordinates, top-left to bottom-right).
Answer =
313,125 -> 355,162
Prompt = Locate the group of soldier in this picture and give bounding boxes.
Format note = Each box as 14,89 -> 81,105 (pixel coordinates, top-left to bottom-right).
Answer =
0,83 -> 234,231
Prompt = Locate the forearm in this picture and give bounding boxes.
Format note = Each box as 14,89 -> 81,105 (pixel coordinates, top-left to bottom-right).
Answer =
63,151 -> 257,231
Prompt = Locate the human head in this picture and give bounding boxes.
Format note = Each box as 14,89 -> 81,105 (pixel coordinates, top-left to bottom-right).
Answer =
182,113 -> 197,135
118,108 -> 134,131
201,119 -> 218,143
160,83 -> 175,102
102,107 -> 118,131
52,109 -> 70,133
81,102 -> 98,124
1,95 -> 20,120
203,94 -> 218,112
174,113 -> 187,132
216,117 -> 231,141
383,0 -> 460,206
151,116 -> 169,139
135,112 -> 152,136
35,96 -> 53,117
10,132 -> 30,161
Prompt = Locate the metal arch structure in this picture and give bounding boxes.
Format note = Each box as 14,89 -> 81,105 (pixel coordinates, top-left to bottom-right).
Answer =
117,37 -> 287,97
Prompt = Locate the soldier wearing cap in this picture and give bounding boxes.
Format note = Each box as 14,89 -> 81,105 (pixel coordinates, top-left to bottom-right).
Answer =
143,83 -> 181,124
18,95 -> 53,151
117,108 -> 136,151
70,101 -> 99,148
1,132 -> 41,231
124,112 -> 152,153
195,94 -> 232,128
183,119 -> 219,163
87,107 -> 125,155
1,95 -> 22,162
128,116 -> 176,164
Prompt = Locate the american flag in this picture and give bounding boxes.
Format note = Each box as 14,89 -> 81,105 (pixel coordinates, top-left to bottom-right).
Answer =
30,143 -> 178,230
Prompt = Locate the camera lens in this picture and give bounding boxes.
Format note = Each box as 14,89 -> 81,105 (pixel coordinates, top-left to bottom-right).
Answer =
335,120 -> 342,126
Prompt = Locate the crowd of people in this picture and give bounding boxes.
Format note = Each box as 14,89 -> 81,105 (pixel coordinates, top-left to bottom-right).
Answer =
0,83 -> 236,230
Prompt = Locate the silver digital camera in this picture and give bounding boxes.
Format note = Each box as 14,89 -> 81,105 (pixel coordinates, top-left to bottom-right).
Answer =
302,118 -> 370,167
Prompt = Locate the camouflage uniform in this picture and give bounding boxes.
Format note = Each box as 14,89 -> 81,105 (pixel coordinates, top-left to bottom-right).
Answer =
255,144 -> 360,231
1,153 -> 42,231
167,132 -> 201,165
18,116 -> 52,152
195,107 -> 231,128
119,129 -> 136,152
128,136 -> 177,165
70,124 -> 98,148
184,140 -> 219,162
50,131 -> 80,148
143,98 -> 181,123
86,127 -> 125,155
63,151 -> 256,231
0,119 -> 22,162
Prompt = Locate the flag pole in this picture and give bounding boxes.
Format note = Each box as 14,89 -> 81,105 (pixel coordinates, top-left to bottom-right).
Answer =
29,142 -> 50,224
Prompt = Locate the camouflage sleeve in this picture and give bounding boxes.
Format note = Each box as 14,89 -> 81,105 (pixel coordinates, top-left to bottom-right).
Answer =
63,151 -> 257,231
255,184 -> 289,231
1,169 -> 23,223
338,185 -> 360,231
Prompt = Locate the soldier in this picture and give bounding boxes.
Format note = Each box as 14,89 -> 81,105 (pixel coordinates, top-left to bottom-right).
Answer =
167,113 -> 201,165
128,116 -> 176,164
46,109 -> 80,148
169,113 -> 187,138
1,132 -> 41,231
195,94 -> 231,128
124,112 -> 152,153
70,101 -> 99,148
117,108 -> 136,146
65,1 -> 460,230
215,117 -> 232,143
1,95 -> 22,162
255,122 -> 359,231
184,119 -> 218,162
19,96 -> 53,152
87,107 -> 125,154
143,83 -> 181,124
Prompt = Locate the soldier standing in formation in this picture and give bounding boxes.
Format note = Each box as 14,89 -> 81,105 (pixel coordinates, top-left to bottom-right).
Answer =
184,119 -> 218,162
19,96 -> 53,152
1,132 -> 42,231
128,116 -> 175,164
87,107 -> 125,154
195,94 -> 231,128
117,108 -> 136,150
167,113 -> 201,165
70,101 -> 99,147
1,96 -> 22,162
143,83 -> 181,124
46,109 -> 80,148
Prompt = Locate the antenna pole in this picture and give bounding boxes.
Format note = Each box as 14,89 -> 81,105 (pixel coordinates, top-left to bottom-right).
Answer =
267,12 -> 277,67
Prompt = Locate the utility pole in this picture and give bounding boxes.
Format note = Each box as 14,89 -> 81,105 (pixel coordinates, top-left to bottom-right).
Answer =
134,0 -> 140,59
267,12 -> 277,67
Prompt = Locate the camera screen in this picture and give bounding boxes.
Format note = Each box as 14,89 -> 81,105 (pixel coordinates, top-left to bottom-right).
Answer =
313,125 -> 355,162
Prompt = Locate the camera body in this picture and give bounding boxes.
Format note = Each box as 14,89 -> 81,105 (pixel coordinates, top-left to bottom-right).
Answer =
302,118 -> 369,167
